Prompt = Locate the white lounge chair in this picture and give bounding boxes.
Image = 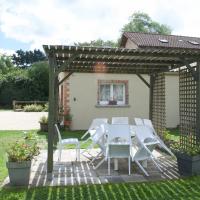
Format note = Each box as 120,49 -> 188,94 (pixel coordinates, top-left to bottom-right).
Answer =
111,117 -> 129,125
82,122 -> 108,156
89,124 -> 108,164
55,124 -> 80,162
134,118 -> 144,126
143,119 -> 174,156
132,125 -> 163,176
81,118 -> 108,140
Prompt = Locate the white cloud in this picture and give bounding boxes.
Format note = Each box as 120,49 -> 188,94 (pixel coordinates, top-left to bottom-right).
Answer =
0,48 -> 15,55
1,0 -> 200,50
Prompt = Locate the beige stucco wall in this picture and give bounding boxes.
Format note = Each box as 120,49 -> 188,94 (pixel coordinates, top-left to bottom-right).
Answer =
165,73 -> 179,128
125,38 -> 138,49
68,73 -> 149,130
65,72 -> 179,130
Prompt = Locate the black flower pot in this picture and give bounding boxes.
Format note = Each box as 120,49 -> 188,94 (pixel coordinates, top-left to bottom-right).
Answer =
175,152 -> 200,176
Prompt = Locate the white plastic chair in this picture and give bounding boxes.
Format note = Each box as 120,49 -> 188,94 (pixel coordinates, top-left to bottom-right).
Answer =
81,120 -> 108,156
107,124 -> 132,175
143,119 -> 174,156
112,117 -> 129,124
132,125 -> 163,176
89,124 -> 108,164
134,118 -> 144,126
55,124 -> 80,162
81,118 -> 108,140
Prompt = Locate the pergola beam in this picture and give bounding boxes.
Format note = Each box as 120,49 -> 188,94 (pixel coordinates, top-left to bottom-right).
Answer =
136,74 -> 150,88
55,57 -> 182,65
44,45 -> 200,59
58,72 -> 73,85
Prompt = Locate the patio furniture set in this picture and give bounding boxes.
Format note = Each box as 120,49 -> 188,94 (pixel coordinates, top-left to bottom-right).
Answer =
55,117 -> 174,176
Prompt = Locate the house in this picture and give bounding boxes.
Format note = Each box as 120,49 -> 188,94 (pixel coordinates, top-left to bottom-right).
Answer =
59,32 -> 200,130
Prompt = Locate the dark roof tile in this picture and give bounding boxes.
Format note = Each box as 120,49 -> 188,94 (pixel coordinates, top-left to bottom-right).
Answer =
122,32 -> 200,49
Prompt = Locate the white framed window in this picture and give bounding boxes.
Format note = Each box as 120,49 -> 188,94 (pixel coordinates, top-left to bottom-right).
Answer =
98,81 -> 127,105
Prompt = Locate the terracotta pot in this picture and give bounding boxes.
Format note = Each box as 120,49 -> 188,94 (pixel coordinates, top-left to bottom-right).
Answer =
64,120 -> 71,130
40,123 -> 48,132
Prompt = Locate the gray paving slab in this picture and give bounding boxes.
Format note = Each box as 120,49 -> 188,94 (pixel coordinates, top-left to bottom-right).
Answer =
2,149 -> 180,188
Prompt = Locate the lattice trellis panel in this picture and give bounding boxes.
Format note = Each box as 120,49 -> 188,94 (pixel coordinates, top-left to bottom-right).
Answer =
179,66 -> 198,149
152,73 -> 166,138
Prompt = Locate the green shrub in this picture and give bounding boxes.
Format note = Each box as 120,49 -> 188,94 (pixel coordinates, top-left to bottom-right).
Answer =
39,115 -> 48,124
43,103 -> 48,111
6,132 -> 40,162
23,104 -> 44,112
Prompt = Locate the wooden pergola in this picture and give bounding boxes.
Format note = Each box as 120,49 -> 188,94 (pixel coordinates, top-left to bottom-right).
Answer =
43,45 -> 200,178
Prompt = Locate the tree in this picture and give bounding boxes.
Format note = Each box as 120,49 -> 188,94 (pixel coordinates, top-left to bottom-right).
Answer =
74,39 -> 118,47
0,55 -> 14,74
121,12 -> 172,35
27,61 -> 49,100
12,49 -> 46,68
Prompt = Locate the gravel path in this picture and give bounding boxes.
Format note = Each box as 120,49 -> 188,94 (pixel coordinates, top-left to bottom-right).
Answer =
0,111 -> 48,130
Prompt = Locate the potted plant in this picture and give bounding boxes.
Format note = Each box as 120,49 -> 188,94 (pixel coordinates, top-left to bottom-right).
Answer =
6,132 -> 40,186
64,111 -> 72,130
108,100 -> 117,105
39,115 -> 48,132
171,140 -> 200,176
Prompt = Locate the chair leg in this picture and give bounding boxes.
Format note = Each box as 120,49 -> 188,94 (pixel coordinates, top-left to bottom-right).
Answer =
76,143 -> 80,162
135,160 -> 149,176
128,157 -> 131,175
58,145 -> 62,162
90,151 -> 103,165
94,158 -> 105,170
151,157 -> 163,172
108,158 -> 111,175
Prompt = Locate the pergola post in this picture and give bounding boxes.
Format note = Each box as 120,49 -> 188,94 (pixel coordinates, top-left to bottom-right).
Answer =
196,61 -> 200,141
47,54 -> 57,179
149,74 -> 154,120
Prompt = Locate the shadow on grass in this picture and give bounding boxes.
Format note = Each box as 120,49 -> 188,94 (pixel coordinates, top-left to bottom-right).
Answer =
1,176 -> 200,200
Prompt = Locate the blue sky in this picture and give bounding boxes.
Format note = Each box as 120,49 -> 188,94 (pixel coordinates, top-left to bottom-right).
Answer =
0,0 -> 200,54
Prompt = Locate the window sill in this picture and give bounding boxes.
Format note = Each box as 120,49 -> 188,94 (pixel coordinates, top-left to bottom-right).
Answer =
95,104 -> 130,108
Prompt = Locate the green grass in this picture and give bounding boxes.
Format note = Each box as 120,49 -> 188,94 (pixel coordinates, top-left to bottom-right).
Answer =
0,130 -> 88,184
1,176 -> 200,200
165,128 -> 180,142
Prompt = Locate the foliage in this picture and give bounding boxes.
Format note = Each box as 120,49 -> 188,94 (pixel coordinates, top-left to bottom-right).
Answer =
12,49 -> 46,68
6,132 -> 40,162
23,104 -> 44,112
75,39 -> 118,47
39,115 -> 48,124
0,55 -> 14,74
0,61 -> 49,106
171,141 -> 200,156
26,61 -> 49,100
121,12 -> 172,34
43,103 -> 49,112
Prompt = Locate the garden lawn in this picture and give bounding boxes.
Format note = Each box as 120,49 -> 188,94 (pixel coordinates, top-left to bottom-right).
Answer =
1,176 -> 200,200
0,130 -> 87,184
